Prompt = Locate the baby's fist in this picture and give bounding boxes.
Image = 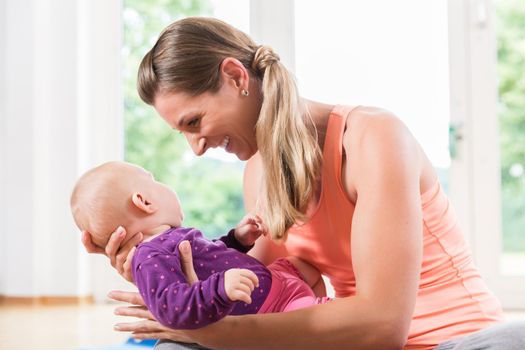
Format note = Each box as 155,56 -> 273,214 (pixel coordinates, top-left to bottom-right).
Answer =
234,214 -> 267,247
224,268 -> 259,304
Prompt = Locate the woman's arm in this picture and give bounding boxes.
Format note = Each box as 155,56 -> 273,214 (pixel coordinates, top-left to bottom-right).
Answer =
192,110 -> 423,350
116,110 -> 423,349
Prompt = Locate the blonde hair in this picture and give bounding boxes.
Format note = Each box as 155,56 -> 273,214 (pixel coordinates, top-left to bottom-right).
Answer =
137,17 -> 321,241
70,162 -> 134,248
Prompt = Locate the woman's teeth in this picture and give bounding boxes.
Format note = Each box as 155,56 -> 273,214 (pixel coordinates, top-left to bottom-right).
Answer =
220,136 -> 230,149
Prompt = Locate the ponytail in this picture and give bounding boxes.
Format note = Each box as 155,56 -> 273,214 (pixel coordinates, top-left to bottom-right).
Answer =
252,46 -> 321,241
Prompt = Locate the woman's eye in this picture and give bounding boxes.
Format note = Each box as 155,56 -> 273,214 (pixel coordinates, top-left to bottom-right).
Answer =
188,118 -> 200,127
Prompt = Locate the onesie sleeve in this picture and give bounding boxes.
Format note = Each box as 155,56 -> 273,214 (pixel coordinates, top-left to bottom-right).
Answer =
132,245 -> 234,330
216,229 -> 254,253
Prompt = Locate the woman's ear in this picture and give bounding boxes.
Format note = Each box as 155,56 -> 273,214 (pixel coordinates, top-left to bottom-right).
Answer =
131,193 -> 157,214
220,57 -> 249,90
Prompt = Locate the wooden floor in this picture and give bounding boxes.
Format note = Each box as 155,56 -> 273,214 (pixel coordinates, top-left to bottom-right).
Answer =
0,302 -> 127,350
1,302 -> 524,350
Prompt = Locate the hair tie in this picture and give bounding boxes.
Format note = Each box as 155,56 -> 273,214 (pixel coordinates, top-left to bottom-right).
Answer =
252,45 -> 280,74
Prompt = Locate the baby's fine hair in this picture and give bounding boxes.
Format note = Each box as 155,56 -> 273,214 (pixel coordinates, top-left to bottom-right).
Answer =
70,161 -> 131,248
137,17 -> 321,241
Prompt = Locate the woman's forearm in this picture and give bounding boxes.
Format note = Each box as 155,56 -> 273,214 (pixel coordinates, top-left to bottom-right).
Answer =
201,296 -> 407,350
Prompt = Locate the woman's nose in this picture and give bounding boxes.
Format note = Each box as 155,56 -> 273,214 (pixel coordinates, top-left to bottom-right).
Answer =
185,133 -> 206,156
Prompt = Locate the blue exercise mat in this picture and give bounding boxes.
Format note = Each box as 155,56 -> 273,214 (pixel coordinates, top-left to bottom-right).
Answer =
79,338 -> 157,349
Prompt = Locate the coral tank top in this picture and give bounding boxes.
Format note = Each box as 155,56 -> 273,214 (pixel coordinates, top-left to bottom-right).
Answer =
283,105 -> 503,349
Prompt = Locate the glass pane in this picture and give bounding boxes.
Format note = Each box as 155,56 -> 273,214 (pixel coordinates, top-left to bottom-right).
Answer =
295,0 -> 451,190
495,0 -> 525,275
123,1 -> 248,238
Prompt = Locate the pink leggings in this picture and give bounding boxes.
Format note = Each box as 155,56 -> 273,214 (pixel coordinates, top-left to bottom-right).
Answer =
258,258 -> 331,313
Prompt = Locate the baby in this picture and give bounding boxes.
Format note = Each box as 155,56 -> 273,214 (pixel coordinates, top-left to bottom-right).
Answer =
70,161 -> 330,329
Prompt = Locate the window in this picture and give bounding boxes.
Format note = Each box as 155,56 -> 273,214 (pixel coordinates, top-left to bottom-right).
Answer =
123,0 -> 249,237
446,0 -> 525,307
496,0 -> 525,276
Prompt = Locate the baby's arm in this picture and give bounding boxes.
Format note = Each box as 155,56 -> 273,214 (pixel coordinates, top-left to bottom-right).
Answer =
132,245 -> 237,329
216,214 -> 265,253
133,251 -> 258,329
215,229 -> 254,253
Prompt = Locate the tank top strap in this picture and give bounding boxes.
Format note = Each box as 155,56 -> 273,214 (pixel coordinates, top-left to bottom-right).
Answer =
322,105 -> 360,184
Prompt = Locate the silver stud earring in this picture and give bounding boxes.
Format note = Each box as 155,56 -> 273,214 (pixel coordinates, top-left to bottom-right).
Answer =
241,89 -> 249,97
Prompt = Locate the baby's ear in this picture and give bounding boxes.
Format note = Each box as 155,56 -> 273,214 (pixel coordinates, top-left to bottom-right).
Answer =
131,193 -> 157,214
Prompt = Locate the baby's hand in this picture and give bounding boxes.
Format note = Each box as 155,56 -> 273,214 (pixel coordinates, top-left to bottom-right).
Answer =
224,268 -> 259,304
234,214 -> 267,247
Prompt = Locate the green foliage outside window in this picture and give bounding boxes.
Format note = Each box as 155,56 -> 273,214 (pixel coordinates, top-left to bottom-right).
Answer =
497,0 -> 525,252
123,1 -> 524,249
123,0 -> 245,238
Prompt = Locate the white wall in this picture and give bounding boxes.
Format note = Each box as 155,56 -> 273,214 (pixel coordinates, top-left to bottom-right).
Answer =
1,0 -> 123,297
33,0 -> 81,296
3,0 -> 82,296
77,0 -> 133,301
250,0 -> 295,73
4,0 -> 37,296
0,0 -> 6,294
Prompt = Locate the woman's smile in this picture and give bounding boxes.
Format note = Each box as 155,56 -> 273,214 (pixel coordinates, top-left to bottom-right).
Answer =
219,135 -> 230,150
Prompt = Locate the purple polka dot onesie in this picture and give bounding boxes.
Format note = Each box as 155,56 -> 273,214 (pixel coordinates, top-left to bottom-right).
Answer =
132,227 -> 272,329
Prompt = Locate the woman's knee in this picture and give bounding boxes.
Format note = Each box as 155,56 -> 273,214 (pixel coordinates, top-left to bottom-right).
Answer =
497,321 -> 525,348
455,321 -> 525,349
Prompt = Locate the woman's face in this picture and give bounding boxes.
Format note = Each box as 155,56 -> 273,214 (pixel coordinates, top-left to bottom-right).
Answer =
154,77 -> 261,161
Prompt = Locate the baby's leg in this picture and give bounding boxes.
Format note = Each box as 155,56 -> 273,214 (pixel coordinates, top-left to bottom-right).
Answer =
285,256 -> 327,297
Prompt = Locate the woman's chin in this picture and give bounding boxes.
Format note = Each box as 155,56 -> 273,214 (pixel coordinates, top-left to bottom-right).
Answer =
237,151 -> 255,161
236,147 -> 258,161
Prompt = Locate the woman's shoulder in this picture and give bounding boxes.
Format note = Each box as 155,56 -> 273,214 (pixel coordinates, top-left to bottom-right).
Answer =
343,105 -> 415,151
341,105 -> 424,191
344,105 -> 402,131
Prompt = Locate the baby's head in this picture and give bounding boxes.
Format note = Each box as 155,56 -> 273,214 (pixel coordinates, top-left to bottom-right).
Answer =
70,161 -> 184,249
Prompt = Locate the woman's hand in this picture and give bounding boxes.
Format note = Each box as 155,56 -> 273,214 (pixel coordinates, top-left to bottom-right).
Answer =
178,240 -> 199,284
110,290 -> 197,343
81,227 -> 143,282
112,288 -> 230,348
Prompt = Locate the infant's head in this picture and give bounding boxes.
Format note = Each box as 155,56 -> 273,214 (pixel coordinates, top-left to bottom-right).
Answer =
70,161 -> 184,249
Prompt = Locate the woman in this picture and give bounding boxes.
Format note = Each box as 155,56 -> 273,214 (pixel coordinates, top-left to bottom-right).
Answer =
82,17 -> 525,350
